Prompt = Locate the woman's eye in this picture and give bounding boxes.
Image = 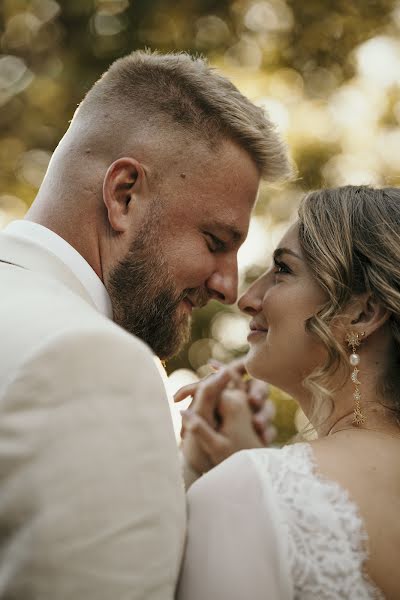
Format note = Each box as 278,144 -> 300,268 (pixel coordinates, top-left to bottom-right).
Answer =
273,260 -> 291,275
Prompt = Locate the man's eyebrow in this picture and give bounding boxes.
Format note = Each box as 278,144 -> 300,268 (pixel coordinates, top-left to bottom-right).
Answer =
273,247 -> 303,260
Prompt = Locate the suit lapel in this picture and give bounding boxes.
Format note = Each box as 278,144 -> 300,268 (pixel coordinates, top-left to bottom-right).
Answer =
0,232 -> 96,309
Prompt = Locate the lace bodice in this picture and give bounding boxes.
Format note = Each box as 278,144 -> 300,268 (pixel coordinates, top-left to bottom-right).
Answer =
178,442 -> 386,600
250,443 -> 384,599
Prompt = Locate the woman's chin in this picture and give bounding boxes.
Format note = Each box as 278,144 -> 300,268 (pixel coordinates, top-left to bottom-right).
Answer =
244,351 -> 270,382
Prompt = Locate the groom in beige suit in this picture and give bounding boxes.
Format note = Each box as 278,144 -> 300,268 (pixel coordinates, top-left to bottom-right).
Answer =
0,51 -> 289,598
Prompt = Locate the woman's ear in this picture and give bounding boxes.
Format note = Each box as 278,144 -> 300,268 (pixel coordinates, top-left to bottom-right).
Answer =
102,157 -> 144,232
348,292 -> 390,339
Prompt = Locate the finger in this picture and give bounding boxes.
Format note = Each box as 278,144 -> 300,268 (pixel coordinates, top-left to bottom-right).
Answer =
255,398 -> 275,420
218,388 -> 250,419
248,394 -> 264,411
209,359 -> 250,393
174,382 -> 198,403
192,369 -> 232,420
252,413 -> 266,433
264,398 -> 276,419
208,360 -> 245,389
213,357 -> 247,379
265,424 -> 277,445
208,359 -> 224,371
248,378 -> 269,399
226,359 -> 247,380
254,417 -> 277,445
225,378 -> 246,392
224,365 -> 247,392
247,380 -> 270,410
252,401 -> 276,440
252,400 -> 275,428
249,400 -> 276,428
182,411 -> 228,464
180,396 -> 196,438
252,420 -> 267,445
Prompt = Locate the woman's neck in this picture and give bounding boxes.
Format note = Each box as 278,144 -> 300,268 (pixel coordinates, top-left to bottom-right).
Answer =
319,403 -> 400,438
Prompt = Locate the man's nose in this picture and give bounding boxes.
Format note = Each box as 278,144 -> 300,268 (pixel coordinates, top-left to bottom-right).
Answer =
206,257 -> 238,305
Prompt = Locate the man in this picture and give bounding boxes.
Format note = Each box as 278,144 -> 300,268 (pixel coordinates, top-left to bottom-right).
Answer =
0,50 -> 290,599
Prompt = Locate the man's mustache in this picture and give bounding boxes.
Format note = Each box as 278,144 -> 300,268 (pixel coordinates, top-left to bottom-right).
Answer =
180,287 -> 210,309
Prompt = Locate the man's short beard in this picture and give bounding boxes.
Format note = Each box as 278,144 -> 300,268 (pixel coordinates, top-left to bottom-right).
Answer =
106,230 -> 192,360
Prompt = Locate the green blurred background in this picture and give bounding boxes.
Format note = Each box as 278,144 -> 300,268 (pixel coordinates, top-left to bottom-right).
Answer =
1,0 -> 400,441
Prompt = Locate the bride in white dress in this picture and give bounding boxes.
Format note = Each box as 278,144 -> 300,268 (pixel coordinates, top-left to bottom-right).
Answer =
176,185 -> 400,600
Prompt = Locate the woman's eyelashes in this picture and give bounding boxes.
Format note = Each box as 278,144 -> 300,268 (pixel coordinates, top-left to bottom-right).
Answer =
273,257 -> 292,275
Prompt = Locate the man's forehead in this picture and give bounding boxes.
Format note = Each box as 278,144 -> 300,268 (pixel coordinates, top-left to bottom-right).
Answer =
202,188 -> 257,238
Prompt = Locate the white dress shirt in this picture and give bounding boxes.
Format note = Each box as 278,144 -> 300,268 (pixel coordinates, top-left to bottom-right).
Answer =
4,219 -> 113,318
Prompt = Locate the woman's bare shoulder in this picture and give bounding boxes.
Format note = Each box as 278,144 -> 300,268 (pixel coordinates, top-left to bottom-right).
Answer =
309,433 -> 400,600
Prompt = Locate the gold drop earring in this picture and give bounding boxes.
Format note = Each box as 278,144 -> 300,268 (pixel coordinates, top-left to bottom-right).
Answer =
345,331 -> 366,425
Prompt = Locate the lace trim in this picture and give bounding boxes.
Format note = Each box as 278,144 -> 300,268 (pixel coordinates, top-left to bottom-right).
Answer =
252,443 -> 385,600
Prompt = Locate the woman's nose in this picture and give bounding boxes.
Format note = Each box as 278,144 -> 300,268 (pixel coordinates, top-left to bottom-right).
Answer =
238,282 -> 263,316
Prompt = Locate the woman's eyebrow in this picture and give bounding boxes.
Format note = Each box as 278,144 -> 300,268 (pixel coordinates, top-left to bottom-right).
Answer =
273,247 -> 303,260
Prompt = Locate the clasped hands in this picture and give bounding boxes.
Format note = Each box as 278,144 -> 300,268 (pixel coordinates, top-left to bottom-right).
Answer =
174,359 -> 276,476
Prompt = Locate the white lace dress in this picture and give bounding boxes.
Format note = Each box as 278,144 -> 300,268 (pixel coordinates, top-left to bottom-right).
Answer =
177,443 -> 385,600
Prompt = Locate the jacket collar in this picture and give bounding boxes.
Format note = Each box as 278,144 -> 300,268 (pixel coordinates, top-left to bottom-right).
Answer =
0,231 -> 97,310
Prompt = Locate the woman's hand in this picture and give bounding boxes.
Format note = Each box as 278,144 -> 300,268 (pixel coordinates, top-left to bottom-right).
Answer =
174,359 -> 276,475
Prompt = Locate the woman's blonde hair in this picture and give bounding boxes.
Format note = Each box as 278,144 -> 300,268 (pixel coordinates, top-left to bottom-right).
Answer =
297,185 -> 400,427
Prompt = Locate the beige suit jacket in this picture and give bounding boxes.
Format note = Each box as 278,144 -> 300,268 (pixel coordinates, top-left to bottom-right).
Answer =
0,231 -> 186,599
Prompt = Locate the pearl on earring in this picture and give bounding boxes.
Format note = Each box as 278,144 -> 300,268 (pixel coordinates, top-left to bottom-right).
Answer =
350,353 -> 360,366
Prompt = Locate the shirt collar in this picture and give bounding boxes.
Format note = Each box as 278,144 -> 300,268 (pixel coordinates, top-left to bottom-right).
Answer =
4,220 -> 113,319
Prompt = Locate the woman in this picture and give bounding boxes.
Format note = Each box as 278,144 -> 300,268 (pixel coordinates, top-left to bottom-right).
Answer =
176,185 -> 400,600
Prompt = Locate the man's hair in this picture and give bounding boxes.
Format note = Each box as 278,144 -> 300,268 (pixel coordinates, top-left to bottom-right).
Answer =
77,50 -> 291,180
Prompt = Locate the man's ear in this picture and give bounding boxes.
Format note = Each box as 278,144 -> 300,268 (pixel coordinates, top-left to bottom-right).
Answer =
347,292 -> 390,339
103,157 -> 144,233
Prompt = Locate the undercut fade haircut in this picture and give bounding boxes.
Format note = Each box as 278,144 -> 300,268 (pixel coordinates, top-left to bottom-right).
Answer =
77,50 -> 291,181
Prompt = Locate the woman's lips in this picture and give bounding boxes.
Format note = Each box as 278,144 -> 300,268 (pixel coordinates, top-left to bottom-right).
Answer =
248,319 -> 268,341
249,320 -> 268,332
247,329 -> 267,341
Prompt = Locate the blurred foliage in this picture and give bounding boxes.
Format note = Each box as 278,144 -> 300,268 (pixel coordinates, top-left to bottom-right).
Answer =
269,386 -> 297,444
1,0 -> 400,440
